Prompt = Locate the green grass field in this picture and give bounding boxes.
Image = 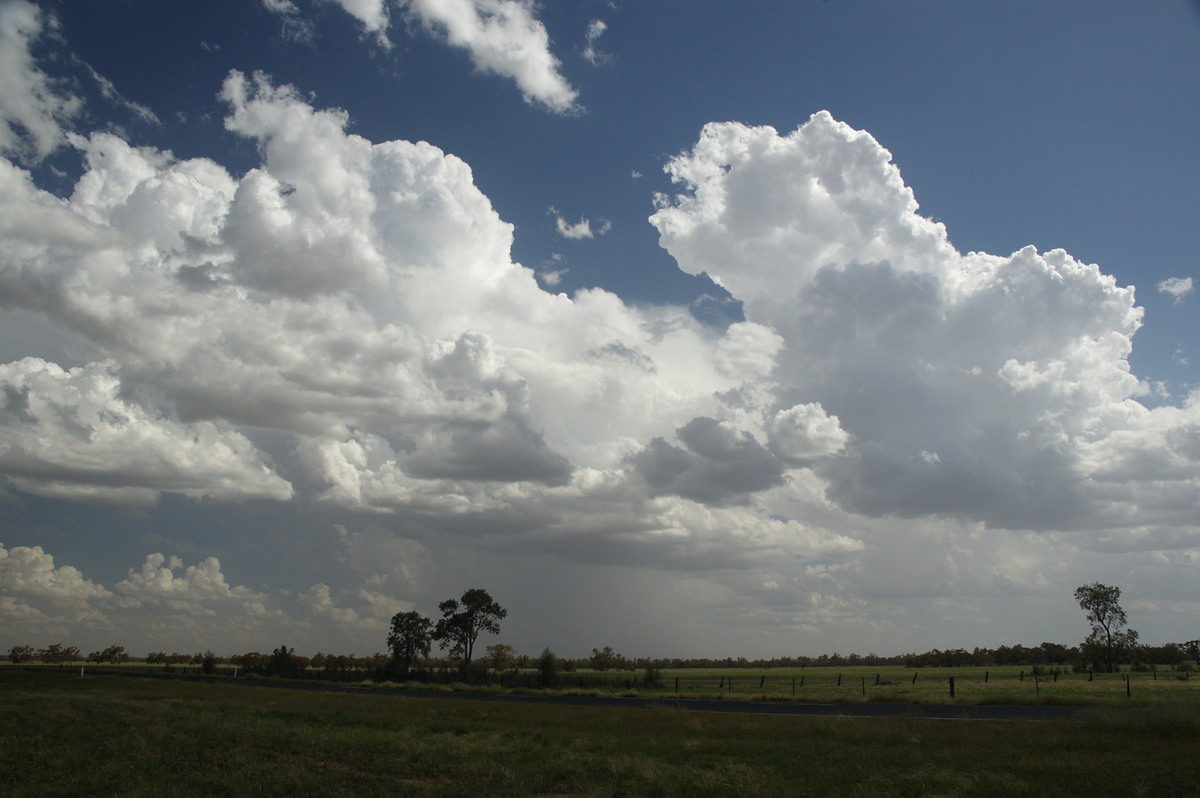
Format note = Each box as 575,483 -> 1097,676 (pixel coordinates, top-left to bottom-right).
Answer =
13,660 -> 1198,707
647,665 -> 1199,706
3,669 -> 1199,797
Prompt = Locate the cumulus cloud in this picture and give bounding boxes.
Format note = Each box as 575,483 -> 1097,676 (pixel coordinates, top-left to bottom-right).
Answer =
116,553 -> 265,613
5,67 -> 855,572
1157,276 -> 1193,304
0,0 -> 81,161
402,0 -> 579,113
0,358 -> 293,507
768,403 -> 849,466
0,543 -> 113,637
0,543 -> 111,600
549,206 -> 610,239
651,111 -> 1199,534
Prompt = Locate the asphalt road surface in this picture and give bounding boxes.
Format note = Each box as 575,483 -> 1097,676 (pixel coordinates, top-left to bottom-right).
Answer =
224,677 -> 1087,721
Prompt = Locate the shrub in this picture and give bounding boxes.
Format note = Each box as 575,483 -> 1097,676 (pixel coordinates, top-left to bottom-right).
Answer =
642,663 -> 664,688
538,648 -> 558,688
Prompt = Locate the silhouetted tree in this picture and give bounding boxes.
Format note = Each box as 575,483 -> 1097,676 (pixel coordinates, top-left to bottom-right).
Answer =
267,644 -> 304,678
1075,582 -> 1139,673
433,588 -> 506,669
387,610 -> 433,676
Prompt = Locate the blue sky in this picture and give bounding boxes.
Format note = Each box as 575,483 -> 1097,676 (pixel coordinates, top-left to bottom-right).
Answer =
1,0 -> 1198,660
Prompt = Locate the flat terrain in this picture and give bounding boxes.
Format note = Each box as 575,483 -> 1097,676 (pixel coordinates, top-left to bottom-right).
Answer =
3,669 -> 1199,797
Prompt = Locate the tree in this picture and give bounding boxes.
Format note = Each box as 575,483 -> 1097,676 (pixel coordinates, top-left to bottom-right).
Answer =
485,643 -> 515,673
267,644 -> 303,678
538,647 -> 558,687
38,644 -> 80,664
433,588 -> 507,668
387,610 -> 433,675
590,646 -> 616,671
9,644 -> 34,663
1183,640 -> 1200,667
1074,582 -> 1139,673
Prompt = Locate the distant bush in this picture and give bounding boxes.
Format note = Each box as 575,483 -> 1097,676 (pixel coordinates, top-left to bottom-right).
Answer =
642,663 -> 664,689
538,648 -> 558,688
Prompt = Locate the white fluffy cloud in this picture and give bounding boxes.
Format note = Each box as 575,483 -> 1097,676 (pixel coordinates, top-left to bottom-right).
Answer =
0,0 -> 81,161
3,69 -> 849,575
402,0 -> 579,113
652,111 -> 1199,534
4,75 -> 1197,555
0,543 -> 111,600
0,542 -> 386,651
0,358 -> 293,506
550,206 -> 610,240
116,553 -> 266,613
1157,276 -> 1193,304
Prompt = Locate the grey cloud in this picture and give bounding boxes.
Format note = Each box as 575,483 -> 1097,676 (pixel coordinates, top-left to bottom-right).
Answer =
404,418 -> 572,486
630,417 -> 785,506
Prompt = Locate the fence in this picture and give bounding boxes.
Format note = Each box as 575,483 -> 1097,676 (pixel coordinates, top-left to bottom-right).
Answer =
10,662 -> 1194,701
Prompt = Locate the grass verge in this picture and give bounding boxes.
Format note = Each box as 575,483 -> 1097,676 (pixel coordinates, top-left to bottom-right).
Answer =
3,669 -> 1199,797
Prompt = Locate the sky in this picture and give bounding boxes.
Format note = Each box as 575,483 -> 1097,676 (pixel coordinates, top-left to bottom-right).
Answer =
1,0 -> 1198,661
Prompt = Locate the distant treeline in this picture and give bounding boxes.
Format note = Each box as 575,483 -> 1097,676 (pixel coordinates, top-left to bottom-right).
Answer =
10,639 -> 1199,675
652,641 -> 1198,671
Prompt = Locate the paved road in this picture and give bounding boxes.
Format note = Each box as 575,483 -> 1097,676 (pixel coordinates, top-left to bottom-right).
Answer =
222,677 -> 1087,721
26,668 -> 1089,721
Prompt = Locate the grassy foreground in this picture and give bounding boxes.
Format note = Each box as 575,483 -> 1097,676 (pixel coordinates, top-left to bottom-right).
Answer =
3,671 -> 1199,797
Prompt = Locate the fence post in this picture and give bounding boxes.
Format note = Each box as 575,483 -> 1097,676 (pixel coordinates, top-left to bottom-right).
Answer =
675,676 -> 679,692
860,677 -> 866,697
1034,672 -> 1039,696
912,672 -> 918,684
1125,674 -> 1131,698
984,671 -> 988,683
949,676 -> 955,698
760,675 -> 766,689
836,673 -> 841,686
